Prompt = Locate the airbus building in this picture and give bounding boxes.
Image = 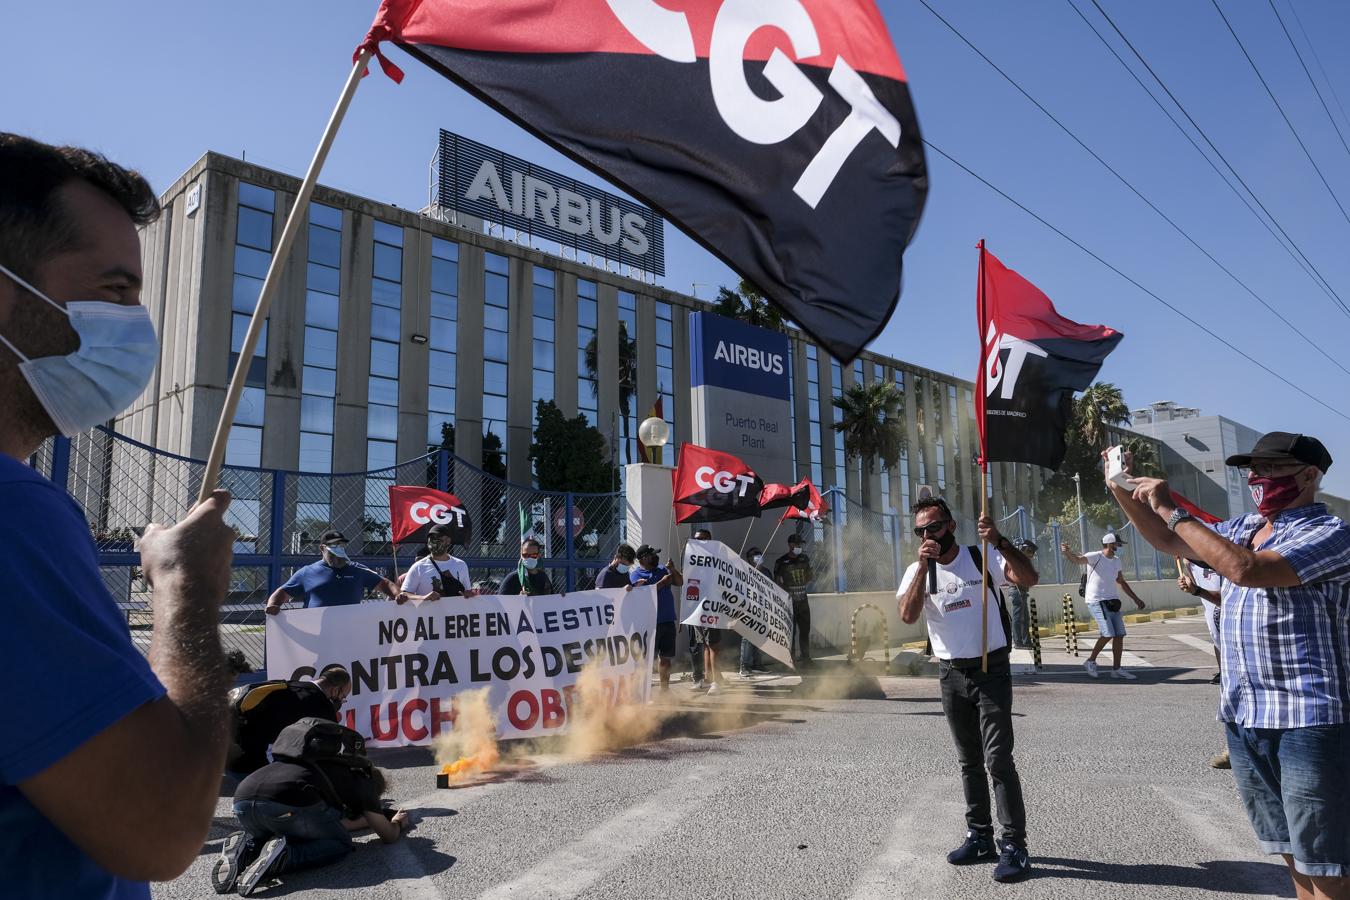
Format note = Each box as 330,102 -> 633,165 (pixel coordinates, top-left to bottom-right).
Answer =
120,131 -> 1048,544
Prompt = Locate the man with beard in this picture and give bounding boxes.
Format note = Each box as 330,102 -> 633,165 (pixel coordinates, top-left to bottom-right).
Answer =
265,530 -> 397,614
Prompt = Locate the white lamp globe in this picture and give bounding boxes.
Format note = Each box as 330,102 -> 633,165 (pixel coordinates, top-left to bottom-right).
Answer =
638,416 -> 671,448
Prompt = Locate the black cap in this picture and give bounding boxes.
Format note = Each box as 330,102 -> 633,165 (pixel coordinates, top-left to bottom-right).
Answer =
1225,432 -> 1333,473
1019,540 -> 1039,553
320,530 -> 348,544
787,533 -> 805,544
635,544 -> 661,560
428,523 -> 457,539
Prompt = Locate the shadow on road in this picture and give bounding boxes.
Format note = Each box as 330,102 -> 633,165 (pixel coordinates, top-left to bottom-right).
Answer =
247,835 -> 457,896
1033,856 -> 1294,896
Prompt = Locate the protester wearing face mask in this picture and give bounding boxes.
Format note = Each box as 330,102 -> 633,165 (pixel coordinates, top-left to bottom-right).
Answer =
1060,533 -> 1146,679
500,538 -> 551,596
1108,435 -> 1350,897
397,523 -> 476,602
738,547 -> 773,678
266,530 -> 398,614
597,543 -> 638,590
0,133 -> 239,895
630,544 -> 683,691
774,533 -> 815,667
897,497 -> 1039,883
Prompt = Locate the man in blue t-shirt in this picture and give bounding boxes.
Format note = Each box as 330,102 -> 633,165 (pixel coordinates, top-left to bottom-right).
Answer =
630,544 -> 683,692
0,134 -> 239,898
264,530 -> 397,614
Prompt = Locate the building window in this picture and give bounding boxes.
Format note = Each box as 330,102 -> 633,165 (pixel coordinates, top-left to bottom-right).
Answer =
577,279 -> 599,425
484,252 -> 510,472
875,362 -> 889,512
617,290 -> 638,465
428,237 -> 458,447
532,267 -> 555,408
854,359 -> 866,493
655,300 -> 675,466
226,182 -> 275,468
807,345 -> 822,488
300,203 -> 341,480
895,369 -> 910,517
948,383 -> 961,503
830,359 -> 845,489
367,221 -> 403,475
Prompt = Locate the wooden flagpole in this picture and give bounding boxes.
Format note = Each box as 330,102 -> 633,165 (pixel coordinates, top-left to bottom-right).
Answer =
977,240 -> 991,673
197,50 -> 373,503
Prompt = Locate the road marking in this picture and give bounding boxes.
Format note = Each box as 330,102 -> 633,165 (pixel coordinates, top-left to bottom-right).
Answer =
1170,633 -> 1218,654
477,767 -> 717,900
847,779 -> 964,900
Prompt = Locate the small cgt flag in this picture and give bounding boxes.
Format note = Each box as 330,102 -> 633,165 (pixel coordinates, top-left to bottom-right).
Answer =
673,443 -> 765,523
358,0 -> 927,363
976,243 -> 1122,471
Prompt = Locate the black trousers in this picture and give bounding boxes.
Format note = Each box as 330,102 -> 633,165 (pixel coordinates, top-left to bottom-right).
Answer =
938,650 -> 1027,845
792,598 -> 811,660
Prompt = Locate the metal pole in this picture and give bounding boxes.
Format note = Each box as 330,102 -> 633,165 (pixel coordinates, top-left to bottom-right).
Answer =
831,488 -> 846,593
1074,472 -> 1086,554
197,51 -> 373,503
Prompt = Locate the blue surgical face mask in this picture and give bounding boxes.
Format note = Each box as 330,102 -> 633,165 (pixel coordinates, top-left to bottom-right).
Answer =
616,563 -> 631,574
522,556 -> 539,570
0,264 -> 158,436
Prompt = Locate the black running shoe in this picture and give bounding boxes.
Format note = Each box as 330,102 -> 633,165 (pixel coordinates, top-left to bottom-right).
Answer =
947,830 -> 996,865
237,836 -> 287,897
992,840 -> 1031,882
211,831 -> 257,894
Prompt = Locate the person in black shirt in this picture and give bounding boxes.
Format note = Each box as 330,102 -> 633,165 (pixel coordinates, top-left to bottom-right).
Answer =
224,758 -> 408,895
597,543 -> 638,589
499,538 -> 551,595
227,667 -> 351,776
775,533 -> 814,667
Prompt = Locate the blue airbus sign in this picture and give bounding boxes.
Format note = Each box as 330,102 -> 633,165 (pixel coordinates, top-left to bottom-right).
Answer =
689,312 -> 791,401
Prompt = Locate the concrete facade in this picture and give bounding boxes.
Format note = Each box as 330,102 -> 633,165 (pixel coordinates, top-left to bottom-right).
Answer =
128,152 -> 1047,540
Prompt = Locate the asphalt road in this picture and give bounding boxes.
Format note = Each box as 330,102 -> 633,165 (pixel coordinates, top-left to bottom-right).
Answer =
155,616 -> 1294,900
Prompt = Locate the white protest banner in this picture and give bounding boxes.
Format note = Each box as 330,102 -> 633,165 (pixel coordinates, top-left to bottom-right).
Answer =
266,587 -> 656,747
681,539 -> 795,668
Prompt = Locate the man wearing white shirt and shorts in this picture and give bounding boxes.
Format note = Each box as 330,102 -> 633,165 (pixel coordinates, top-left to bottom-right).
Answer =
398,524 -> 477,602
898,497 -> 1040,883
1061,534 -> 1146,679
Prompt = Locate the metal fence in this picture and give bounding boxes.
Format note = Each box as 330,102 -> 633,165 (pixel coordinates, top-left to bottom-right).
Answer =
36,427 -> 624,675
992,507 -> 1180,587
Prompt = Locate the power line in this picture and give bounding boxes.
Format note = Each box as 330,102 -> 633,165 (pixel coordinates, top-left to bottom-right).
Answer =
1285,0 -> 1350,138
1085,0 -> 1350,319
919,137 -> 1350,423
1209,0 -> 1350,228
1266,0 -> 1350,164
915,0 -> 1350,377
1065,0 -> 1345,316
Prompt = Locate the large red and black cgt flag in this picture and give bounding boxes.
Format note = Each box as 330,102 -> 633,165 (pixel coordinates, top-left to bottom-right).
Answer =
388,485 -> 473,546
976,243 -> 1122,471
360,0 -> 926,363
673,443 -> 765,523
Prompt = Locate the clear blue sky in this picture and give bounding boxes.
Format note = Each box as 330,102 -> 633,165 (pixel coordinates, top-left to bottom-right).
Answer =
7,1 -> 1350,494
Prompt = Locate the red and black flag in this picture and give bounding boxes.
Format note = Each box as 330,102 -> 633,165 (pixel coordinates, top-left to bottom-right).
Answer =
1172,491 -> 1221,525
673,443 -> 764,523
759,478 -> 813,513
388,486 -> 473,546
781,480 -> 828,522
359,0 -> 926,363
976,243 -> 1122,471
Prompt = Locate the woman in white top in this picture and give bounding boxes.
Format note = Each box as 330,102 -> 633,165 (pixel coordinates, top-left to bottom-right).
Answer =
1061,534 -> 1145,679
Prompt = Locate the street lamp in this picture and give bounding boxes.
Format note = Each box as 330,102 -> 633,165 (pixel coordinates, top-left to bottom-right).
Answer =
638,417 -> 671,464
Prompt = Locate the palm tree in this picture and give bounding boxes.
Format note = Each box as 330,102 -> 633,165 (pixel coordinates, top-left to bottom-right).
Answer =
1073,382 -> 1129,450
1121,436 -> 1163,478
831,381 -> 906,471
712,279 -> 788,332
583,321 -> 638,464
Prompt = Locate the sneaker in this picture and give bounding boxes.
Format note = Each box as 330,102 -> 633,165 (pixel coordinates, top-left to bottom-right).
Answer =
1210,750 -> 1231,770
707,682 -> 721,695
689,679 -> 707,692
237,836 -> 287,897
946,830 -> 996,865
1083,659 -> 1099,678
1209,672 -> 1222,685
991,840 -> 1031,882
1111,668 -> 1137,680
211,831 -> 257,894
738,668 -> 751,679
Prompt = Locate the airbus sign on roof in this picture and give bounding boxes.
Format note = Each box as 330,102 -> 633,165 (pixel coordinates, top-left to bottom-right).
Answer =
435,129 -> 666,277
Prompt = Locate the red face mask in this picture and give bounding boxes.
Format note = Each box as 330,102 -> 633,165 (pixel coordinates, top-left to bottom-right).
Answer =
1249,474 -> 1303,517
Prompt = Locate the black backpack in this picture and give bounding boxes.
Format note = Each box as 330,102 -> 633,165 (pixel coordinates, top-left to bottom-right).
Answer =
966,545 -> 1013,649
271,717 -> 374,817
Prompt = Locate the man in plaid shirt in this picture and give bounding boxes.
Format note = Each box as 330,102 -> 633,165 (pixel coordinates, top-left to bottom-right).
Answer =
1108,432 -> 1349,900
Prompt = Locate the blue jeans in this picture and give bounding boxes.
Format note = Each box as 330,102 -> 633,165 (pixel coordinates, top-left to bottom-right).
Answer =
740,636 -> 760,670
1087,601 -> 1126,638
1226,722 -> 1350,878
233,799 -> 353,872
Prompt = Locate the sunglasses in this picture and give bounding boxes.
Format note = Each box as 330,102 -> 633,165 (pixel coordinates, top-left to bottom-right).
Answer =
1241,462 -> 1308,478
913,520 -> 950,539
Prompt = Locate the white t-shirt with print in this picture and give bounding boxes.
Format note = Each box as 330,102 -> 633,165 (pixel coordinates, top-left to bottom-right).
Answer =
1189,562 -> 1222,645
402,554 -> 472,598
898,546 -> 1009,660
1082,551 -> 1123,603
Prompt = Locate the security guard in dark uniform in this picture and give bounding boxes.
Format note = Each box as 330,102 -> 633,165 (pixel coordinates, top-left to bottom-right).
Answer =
774,533 -> 815,666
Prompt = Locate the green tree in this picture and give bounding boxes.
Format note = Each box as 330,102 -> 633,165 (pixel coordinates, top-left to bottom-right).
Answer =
425,420 -> 506,479
831,380 -> 907,471
1036,382 -> 1132,519
529,400 -> 617,493
583,322 -> 638,464
711,279 -> 788,332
